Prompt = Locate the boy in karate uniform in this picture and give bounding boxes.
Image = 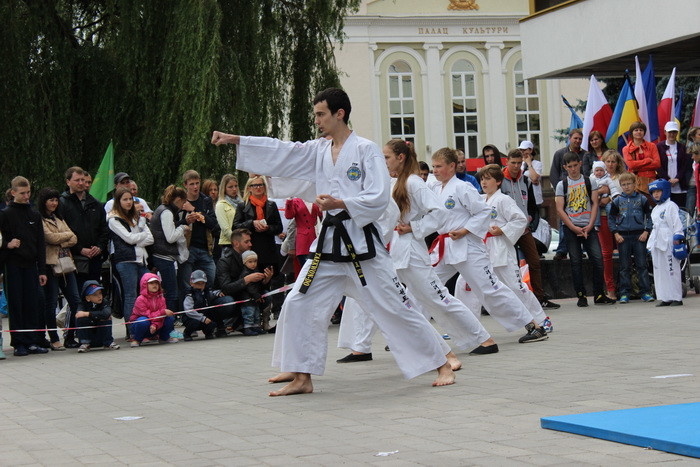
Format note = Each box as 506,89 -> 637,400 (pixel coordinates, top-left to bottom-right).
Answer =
211,88 -> 453,396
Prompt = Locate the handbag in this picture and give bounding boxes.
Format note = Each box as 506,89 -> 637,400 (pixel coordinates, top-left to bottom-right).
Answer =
53,248 -> 76,275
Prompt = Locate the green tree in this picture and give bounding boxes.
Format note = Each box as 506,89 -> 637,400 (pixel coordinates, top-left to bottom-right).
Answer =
0,0 -> 360,202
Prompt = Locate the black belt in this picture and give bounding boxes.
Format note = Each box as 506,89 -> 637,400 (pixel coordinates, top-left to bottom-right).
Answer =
299,211 -> 382,294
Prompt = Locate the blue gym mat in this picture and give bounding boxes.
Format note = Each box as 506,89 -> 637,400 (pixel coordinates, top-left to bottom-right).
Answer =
541,402 -> 700,458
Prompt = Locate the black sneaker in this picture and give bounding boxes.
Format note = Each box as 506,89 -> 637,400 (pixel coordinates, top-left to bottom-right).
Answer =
656,301 -> 672,307
540,299 -> 561,309
594,294 -> 616,305
669,300 -> 683,307
13,345 -> 29,357
183,334 -> 193,342
336,353 -> 373,363
28,345 -> 49,354
553,253 -> 567,260
469,344 -> 499,355
63,339 -> 80,349
577,293 -> 588,307
519,324 -> 548,343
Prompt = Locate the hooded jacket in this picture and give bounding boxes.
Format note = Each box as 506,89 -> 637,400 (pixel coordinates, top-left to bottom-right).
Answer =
130,273 -> 168,330
499,167 -> 538,228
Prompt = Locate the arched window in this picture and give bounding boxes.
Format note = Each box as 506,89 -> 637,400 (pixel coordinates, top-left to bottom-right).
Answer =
388,60 -> 415,142
451,59 -> 479,156
514,59 -> 541,149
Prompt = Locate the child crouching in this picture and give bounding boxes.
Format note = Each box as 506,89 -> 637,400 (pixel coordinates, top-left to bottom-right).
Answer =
182,270 -> 234,340
130,273 -> 178,347
75,281 -> 120,352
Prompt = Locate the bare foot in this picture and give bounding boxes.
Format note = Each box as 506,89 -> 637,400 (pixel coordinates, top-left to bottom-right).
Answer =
268,372 -> 296,383
269,374 -> 313,396
446,351 -> 462,371
432,362 -> 456,387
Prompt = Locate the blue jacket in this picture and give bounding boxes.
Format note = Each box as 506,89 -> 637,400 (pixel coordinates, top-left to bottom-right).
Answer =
608,191 -> 652,234
456,171 -> 481,192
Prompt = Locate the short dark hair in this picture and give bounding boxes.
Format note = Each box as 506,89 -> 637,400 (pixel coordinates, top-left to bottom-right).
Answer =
563,151 -> 581,165
313,88 -> 351,124
65,166 -> 85,181
506,148 -> 523,160
231,228 -> 251,243
418,161 -> 429,171
629,121 -> 647,135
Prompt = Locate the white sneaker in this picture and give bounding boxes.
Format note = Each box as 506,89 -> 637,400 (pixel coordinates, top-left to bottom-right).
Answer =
130,341 -> 140,348
166,337 -> 179,343
104,342 -> 120,350
78,344 -> 90,353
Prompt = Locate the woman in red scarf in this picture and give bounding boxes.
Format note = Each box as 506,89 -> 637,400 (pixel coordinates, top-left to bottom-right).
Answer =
232,175 -> 283,278
622,122 -> 660,193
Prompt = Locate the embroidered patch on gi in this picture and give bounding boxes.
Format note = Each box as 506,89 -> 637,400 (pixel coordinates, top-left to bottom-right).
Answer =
347,164 -> 362,181
444,197 -> 456,209
490,207 -> 497,219
660,211 -> 665,219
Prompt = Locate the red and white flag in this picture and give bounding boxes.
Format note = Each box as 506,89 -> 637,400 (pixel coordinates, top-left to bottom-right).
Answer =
657,67 -> 676,142
581,75 -> 613,151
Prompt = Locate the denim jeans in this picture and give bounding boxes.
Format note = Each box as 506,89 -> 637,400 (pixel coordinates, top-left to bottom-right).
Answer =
131,315 -> 175,342
618,232 -> 651,296
115,262 -> 149,323
42,272 -> 81,343
151,256 -> 180,313
564,226 -> 605,296
685,185 -> 696,214
240,303 -> 261,328
556,220 -> 569,255
178,247 -> 216,299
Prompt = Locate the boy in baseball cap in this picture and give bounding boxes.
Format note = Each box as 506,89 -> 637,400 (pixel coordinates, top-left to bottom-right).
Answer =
75,280 -> 120,352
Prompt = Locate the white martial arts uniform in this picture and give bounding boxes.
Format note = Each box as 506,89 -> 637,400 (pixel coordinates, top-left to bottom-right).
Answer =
454,189 -> 546,326
236,132 -> 446,378
428,176 -> 532,333
648,199 -> 684,302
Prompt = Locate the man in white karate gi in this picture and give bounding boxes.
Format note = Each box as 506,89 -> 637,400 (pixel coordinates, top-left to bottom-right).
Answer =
212,88 -> 454,396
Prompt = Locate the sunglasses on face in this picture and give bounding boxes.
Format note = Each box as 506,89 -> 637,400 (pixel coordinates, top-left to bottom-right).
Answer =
250,184 -> 265,188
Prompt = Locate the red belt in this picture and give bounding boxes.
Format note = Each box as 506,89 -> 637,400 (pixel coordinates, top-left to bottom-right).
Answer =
484,231 -> 495,243
428,233 -> 450,266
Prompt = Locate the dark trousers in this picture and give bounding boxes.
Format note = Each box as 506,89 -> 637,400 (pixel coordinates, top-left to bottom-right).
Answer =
72,257 -> 102,341
3,263 -> 44,348
564,226 -> 606,296
516,231 -> 545,301
76,317 -> 114,346
40,272 -> 81,343
670,193 -> 687,209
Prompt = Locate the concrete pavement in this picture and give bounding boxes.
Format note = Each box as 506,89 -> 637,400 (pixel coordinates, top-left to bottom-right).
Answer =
1,293 -> 699,465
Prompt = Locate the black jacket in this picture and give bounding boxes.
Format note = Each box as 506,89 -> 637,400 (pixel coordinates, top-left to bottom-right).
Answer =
0,202 -> 46,270
657,142 -> 692,190
215,249 -> 247,298
232,199 -> 282,267
58,191 -> 109,257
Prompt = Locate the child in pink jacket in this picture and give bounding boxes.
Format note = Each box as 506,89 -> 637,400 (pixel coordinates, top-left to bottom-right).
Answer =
129,273 -> 178,347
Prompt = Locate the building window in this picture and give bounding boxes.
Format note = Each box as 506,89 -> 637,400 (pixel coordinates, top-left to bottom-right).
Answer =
450,59 -> 478,156
388,60 -> 415,142
514,59 -> 541,150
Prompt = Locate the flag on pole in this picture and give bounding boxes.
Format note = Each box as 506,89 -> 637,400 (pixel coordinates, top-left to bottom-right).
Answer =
692,85 -> 700,127
562,96 -> 583,145
639,56 -> 659,142
657,67 -> 676,142
674,88 -> 683,128
634,57 -> 652,142
90,141 -> 115,203
605,76 -> 640,150
581,75 -> 613,151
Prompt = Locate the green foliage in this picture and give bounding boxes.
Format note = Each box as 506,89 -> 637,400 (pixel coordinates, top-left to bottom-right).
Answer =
0,0 -> 360,202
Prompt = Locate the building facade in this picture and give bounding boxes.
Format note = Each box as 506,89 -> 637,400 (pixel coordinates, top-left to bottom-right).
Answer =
334,0 -> 588,173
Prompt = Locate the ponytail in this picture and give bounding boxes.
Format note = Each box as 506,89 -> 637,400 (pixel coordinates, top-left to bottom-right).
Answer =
385,139 -> 420,221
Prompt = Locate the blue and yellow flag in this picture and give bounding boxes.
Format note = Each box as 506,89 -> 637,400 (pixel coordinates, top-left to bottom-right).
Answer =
605,78 -> 640,150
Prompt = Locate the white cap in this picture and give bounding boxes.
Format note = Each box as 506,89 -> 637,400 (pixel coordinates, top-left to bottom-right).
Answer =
664,121 -> 679,132
518,141 -> 534,150
592,161 -> 606,171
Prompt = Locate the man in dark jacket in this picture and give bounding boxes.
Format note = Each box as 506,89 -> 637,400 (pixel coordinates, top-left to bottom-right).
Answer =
58,166 -> 109,347
0,176 -> 50,356
500,150 -> 560,310
216,229 -> 271,302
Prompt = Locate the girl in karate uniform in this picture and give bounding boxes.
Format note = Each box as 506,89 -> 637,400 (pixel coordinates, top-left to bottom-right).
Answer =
428,148 -> 547,344
454,164 -> 550,342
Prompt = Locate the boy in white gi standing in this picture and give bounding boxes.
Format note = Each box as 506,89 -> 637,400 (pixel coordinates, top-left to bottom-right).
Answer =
212,88 -> 454,396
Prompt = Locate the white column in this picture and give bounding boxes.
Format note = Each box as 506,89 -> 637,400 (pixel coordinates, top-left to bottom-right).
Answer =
485,41 -> 507,149
423,42 -> 446,156
369,42 -> 382,144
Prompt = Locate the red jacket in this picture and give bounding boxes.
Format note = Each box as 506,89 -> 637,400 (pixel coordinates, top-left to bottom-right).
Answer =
285,198 -> 322,256
623,140 -> 660,179
130,273 -> 168,330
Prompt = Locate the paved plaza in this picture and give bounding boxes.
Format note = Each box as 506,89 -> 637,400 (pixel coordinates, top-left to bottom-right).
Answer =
1,293 -> 699,466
